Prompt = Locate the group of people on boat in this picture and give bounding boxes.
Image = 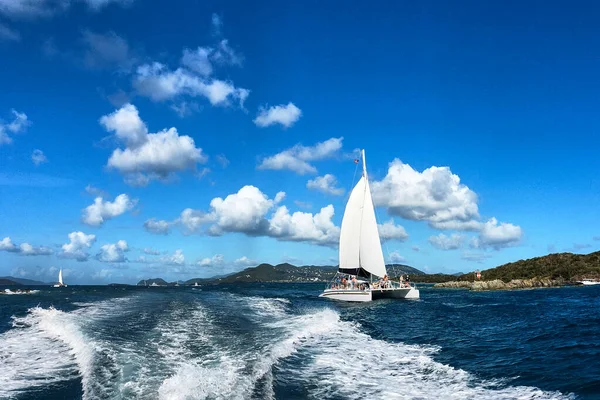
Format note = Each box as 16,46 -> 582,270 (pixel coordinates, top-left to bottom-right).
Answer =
330,274 -> 412,291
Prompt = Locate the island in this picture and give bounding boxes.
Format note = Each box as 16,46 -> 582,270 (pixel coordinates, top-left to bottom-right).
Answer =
434,251 -> 600,290
137,263 -> 426,286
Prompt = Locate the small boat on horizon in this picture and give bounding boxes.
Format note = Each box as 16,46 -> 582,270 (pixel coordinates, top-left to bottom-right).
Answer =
577,279 -> 600,286
53,268 -> 67,288
319,149 -> 419,302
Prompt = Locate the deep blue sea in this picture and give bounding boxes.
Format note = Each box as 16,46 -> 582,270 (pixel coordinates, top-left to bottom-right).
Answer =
0,283 -> 599,399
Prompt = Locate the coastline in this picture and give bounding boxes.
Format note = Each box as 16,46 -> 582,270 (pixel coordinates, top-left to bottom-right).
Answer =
433,278 -> 567,291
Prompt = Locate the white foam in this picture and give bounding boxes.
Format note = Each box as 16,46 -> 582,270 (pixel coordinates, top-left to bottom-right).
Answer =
0,306 -> 94,398
283,310 -> 573,400
2,289 -> 40,295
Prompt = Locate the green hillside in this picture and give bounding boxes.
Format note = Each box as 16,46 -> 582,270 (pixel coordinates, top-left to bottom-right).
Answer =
457,251 -> 600,282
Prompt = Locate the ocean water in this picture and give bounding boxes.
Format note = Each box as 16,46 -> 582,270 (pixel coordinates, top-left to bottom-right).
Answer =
0,284 -> 598,400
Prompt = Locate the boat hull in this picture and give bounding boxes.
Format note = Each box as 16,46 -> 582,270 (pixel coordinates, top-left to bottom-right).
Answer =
372,287 -> 419,300
319,289 -> 373,302
320,287 -> 420,302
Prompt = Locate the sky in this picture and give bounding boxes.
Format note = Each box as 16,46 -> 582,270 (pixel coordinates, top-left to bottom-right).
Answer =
1,0 -> 599,284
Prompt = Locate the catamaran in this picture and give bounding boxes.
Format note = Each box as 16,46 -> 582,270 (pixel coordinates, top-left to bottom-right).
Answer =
53,268 -> 67,288
319,149 -> 419,302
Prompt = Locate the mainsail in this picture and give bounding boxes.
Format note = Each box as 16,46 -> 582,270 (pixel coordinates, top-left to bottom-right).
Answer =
338,150 -> 387,279
58,269 -> 63,285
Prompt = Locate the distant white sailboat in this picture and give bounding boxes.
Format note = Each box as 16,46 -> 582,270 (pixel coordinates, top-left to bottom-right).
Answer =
577,279 -> 600,286
319,149 -> 419,302
53,268 -> 67,288
194,282 -> 199,287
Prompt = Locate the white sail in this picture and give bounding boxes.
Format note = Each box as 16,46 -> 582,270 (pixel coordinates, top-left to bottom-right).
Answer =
338,149 -> 387,278
359,178 -> 387,278
339,176 -> 366,271
58,269 -> 63,285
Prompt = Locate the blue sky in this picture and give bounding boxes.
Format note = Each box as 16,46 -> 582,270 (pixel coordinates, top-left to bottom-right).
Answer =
1,0 -> 599,284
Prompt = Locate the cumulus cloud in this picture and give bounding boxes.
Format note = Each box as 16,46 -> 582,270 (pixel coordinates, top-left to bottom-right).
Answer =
133,63 -> 249,107
0,109 -> 30,145
234,256 -> 256,266
208,186 -> 281,235
387,251 -> 406,263
254,103 -> 302,128
100,103 -> 208,185
371,159 -> 480,229
428,233 -> 463,250
31,149 -> 48,165
165,249 -> 185,265
197,254 -> 224,267
0,237 -> 53,255
268,205 -> 340,246
82,194 -> 137,226
178,208 -> 214,234
307,174 -> 344,196
257,137 -> 343,175
97,240 -> 129,262
377,220 -> 409,242
144,218 -> 172,235
181,41 -> 242,77
472,218 -> 523,250
61,231 -> 96,261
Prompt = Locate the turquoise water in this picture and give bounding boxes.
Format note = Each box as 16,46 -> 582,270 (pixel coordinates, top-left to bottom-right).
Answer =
0,284 -> 598,399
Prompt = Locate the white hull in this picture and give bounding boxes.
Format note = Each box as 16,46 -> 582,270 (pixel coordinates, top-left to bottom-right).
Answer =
319,289 -> 373,302
53,284 -> 67,288
320,287 -> 419,302
578,280 -> 600,286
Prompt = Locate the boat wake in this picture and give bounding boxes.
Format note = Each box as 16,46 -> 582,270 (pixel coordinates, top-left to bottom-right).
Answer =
2,289 -> 40,295
0,292 -> 574,400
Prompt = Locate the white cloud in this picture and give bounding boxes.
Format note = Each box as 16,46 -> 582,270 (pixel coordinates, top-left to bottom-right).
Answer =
82,194 -> 137,226
61,231 -> 96,261
181,46 -> 213,76
428,233 -> 463,250
100,103 -> 208,185
85,184 -> 109,198
31,149 -> 48,165
0,22 -> 20,41
257,137 -> 343,175
234,256 -> 255,266
208,185 -> 277,235
307,174 -> 344,196
254,103 -> 302,128
81,30 -> 134,70
197,254 -> 224,267
0,109 -> 30,145
166,249 -> 185,265
371,159 -> 480,229
133,63 -> 249,107
387,251 -> 406,263
0,237 -> 52,255
473,217 -> 523,250
268,205 -> 340,246
178,208 -> 214,234
97,240 -> 129,263
0,237 -> 18,252
144,218 -> 171,235
143,248 -> 161,255
377,220 -> 409,242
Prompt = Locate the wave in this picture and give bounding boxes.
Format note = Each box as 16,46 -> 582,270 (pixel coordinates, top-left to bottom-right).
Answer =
280,310 -> 574,400
2,289 -> 40,295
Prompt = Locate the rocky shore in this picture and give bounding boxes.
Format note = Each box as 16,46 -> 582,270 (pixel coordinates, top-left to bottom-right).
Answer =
433,278 -> 566,291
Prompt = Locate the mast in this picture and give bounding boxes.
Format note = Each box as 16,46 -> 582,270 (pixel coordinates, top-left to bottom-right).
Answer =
362,149 -> 367,179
